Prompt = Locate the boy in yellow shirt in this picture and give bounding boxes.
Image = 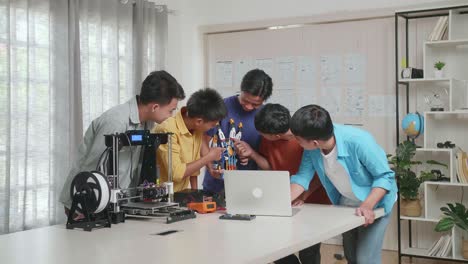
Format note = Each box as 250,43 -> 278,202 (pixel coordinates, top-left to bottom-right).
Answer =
153,88 -> 227,191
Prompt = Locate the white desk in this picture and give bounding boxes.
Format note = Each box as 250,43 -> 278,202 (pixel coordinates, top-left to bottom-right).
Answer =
0,204 -> 384,264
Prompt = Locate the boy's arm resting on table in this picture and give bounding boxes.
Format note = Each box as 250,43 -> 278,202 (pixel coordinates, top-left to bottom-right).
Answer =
290,183 -> 305,202
357,187 -> 387,226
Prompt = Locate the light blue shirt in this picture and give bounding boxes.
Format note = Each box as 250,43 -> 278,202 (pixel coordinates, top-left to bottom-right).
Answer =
290,124 -> 397,215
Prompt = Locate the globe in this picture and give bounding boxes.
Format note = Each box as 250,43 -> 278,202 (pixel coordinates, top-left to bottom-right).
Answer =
402,112 -> 424,138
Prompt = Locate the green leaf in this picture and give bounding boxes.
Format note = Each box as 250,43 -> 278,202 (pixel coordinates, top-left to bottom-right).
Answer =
426,160 -> 448,168
435,203 -> 468,232
435,218 -> 454,232
396,141 -> 417,163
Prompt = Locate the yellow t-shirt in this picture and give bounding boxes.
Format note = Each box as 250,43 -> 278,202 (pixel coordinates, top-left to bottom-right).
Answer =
152,110 -> 203,192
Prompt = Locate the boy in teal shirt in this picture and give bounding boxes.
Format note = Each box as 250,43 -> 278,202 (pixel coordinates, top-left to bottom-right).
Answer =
289,104 -> 397,264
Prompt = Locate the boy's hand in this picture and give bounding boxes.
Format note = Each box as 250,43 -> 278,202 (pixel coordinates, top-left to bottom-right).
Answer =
292,198 -> 304,207
238,156 -> 249,166
233,138 -> 253,158
207,147 -> 224,161
356,204 -> 375,227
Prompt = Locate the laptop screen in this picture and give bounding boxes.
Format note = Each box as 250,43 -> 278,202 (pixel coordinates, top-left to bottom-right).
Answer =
223,170 -> 292,216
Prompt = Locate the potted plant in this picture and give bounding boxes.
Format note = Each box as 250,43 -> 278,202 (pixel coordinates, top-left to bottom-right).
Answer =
434,61 -> 446,79
388,140 -> 447,217
435,203 -> 468,259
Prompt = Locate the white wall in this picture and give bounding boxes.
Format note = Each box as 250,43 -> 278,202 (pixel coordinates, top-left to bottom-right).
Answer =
156,0 -> 468,251
160,0 -> 467,95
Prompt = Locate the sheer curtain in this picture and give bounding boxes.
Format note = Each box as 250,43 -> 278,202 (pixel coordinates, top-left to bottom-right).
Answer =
0,0 -> 168,234
0,0 -> 74,234
79,0 -> 168,128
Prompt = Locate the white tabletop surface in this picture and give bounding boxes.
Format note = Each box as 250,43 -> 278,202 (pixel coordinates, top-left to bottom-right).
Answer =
0,204 -> 384,264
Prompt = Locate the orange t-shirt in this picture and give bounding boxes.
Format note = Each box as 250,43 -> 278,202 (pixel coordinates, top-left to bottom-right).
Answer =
258,137 -> 330,204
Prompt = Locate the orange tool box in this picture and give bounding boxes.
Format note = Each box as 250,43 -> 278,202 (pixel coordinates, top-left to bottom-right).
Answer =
187,201 -> 217,214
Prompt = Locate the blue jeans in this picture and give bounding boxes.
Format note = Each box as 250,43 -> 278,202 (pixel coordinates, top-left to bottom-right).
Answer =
340,196 -> 391,264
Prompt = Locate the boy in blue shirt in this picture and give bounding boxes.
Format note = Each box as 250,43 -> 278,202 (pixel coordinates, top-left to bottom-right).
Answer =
289,104 -> 397,264
202,69 -> 273,194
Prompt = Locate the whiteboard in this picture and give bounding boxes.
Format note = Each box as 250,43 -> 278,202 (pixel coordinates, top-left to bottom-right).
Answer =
206,18 -> 397,152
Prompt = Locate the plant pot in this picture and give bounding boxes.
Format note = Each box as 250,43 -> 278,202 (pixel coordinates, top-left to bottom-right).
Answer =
401,199 -> 422,217
463,240 -> 468,259
434,69 -> 443,79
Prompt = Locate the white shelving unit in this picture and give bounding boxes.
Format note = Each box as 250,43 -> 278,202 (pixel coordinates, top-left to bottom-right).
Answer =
396,5 -> 468,263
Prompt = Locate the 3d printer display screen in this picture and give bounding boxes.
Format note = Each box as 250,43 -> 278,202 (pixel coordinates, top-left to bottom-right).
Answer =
131,135 -> 143,142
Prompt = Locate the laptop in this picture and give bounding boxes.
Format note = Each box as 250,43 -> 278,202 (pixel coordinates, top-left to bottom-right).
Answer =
223,170 -> 292,216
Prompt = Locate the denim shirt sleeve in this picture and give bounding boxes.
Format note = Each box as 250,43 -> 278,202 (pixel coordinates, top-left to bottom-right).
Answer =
290,151 -> 316,191
355,135 -> 395,191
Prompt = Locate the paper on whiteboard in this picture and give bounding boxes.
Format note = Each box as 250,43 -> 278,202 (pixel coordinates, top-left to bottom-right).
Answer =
297,56 -> 316,87
268,88 -> 296,112
255,58 -> 274,77
296,86 -> 317,110
320,86 -> 342,116
215,61 -> 233,88
319,96 -> 341,116
368,95 -> 396,117
320,55 -> 342,85
235,59 -> 253,86
321,86 -> 341,97
277,57 -> 295,86
344,86 -> 365,117
344,54 -> 366,84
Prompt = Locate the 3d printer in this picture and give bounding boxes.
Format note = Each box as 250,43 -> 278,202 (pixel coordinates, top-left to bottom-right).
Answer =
66,130 -> 196,231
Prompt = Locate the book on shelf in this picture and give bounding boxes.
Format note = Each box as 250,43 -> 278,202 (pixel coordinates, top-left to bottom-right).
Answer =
438,235 -> 452,257
428,16 -> 449,41
427,234 -> 452,257
456,150 -> 468,183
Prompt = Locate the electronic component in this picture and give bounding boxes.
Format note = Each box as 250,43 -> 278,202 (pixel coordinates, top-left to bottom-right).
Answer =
116,130 -> 169,146
219,214 -> 256,221
138,181 -> 168,201
187,202 -> 217,214
174,189 -> 205,206
155,230 -> 179,236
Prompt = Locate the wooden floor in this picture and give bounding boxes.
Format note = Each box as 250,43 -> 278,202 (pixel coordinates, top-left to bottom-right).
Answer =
320,244 -> 461,264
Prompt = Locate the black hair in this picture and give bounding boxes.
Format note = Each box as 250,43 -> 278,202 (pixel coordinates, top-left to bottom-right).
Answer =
290,104 -> 334,141
254,103 -> 290,134
240,69 -> 273,100
186,88 -> 227,121
139,70 -> 185,105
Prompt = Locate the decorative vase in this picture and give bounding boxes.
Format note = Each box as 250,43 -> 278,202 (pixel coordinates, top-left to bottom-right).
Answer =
401,199 -> 422,217
434,69 -> 443,79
